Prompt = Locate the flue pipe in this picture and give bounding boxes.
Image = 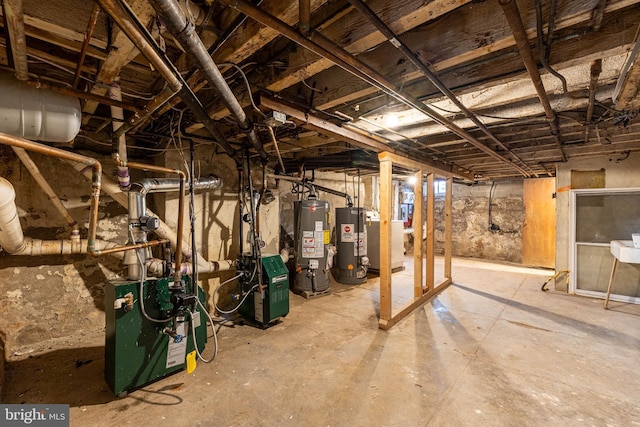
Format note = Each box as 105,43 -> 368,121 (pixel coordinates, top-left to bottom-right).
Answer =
220,0 -> 530,177
3,0 -> 28,81
96,0 -> 238,159
347,0 -> 536,177
499,0 -> 567,162
299,0 -> 311,35
148,0 -> 267,162
113,154 -> 186,283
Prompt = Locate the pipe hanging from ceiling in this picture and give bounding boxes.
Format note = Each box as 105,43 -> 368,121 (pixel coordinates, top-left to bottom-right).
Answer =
148,0 -> 268,162
346,0 -> 537,178
219,0 -> 530,177
499,0 -> 567,162
95,0 -> 238,160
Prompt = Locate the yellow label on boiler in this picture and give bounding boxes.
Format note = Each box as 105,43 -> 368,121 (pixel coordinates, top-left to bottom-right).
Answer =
324,230 -> 330,244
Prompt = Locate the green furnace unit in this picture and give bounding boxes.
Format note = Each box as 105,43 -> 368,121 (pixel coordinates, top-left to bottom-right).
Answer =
105,275 -> 207,396
239,255 -> 290,328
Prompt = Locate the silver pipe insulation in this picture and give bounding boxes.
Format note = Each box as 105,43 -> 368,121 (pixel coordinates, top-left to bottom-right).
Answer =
148,0 -> 268,162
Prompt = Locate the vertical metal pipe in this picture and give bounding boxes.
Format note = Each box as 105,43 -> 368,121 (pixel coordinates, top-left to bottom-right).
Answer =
499,0 -> 567,162
299,0 -> 311,35
3,0 -> 28,80
114,154 -> 186,283
220,0 -> 530,176
148,0 -> 267,162
347,0 -> 536,177
97,0 -> 238,159
73,4 -> 101,89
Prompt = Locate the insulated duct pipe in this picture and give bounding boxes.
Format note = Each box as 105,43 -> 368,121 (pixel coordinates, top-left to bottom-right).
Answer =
95,0 -> 238,160
347,0 -> 536,177
499,0 -> 567,162
148,0 -> 268,162
219,0 -> 529,177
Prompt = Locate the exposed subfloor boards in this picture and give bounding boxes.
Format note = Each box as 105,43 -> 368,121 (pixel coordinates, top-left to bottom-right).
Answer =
3,257 -> 640,425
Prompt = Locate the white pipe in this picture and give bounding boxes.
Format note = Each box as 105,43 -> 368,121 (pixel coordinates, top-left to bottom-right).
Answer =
12,238 -> 123,257
0,176 -> 26,253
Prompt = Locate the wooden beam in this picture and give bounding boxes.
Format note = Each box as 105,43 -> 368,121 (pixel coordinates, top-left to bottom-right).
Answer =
261,96 -> 475,180
377,151 -> 455,330
377,151 -> 473,180
444,176 -> 453,279
378,277 -> 452,330
614,37 -> 640,110
426,173 -> 435,291
413,169 -> 423,298
379,157 -> 393,323
82,0 -> 155,119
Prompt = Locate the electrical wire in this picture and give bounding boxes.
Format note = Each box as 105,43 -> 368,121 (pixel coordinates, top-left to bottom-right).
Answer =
217,62 -> 266,118
212,272 -> 259,314
188,303 -> 218,363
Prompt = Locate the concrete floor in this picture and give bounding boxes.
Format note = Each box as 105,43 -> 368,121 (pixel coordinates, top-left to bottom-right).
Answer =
4,257 -> 640,426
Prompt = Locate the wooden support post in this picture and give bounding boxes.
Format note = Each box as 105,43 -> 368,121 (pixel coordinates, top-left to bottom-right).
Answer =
445,176 -> 453,279
413,170 -> 423,298
377,152 -> 456,329
426,173 -> 435,291
379,158 -> 393,325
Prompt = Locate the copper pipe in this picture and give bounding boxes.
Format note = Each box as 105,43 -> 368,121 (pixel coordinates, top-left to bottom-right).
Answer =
0,131 -> 102,254
299,0 -> 311,35
499,0 -> 567,162
3,0 -> 28,80
96,238 -> 170,256
220,0 -> 530,177
73,4 -> 101,89
148,0 -> 265,161
113,154 -> 186,282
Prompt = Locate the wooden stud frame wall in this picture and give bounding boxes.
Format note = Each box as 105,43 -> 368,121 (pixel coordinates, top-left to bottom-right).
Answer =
378,152 -> 456,330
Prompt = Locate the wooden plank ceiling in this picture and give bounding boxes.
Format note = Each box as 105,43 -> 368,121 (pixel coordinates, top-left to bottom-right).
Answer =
1,0 -> 639,180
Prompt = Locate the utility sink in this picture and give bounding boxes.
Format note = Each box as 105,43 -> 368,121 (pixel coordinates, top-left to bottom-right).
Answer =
610,240 -> 640,264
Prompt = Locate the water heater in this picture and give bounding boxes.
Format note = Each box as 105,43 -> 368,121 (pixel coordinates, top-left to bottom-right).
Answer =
334,207 -> 368,284
292,198 -> 331,296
